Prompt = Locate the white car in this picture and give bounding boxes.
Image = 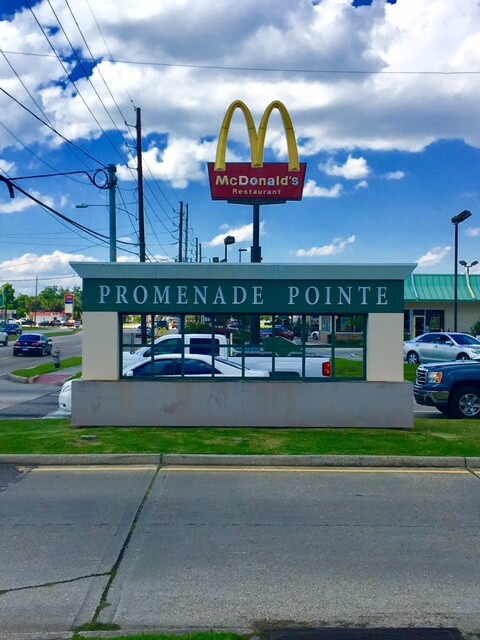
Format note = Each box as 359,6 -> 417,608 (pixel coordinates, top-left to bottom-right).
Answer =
58,354 -> 268,414
0,327 -> 7,347
58,379 -> 74,413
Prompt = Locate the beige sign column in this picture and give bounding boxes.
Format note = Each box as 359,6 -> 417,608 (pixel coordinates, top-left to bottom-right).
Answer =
366,313 -> 404,382
81,311 -> 120,380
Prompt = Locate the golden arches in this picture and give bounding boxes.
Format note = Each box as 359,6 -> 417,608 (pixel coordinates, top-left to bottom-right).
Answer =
214,100 -> 300,172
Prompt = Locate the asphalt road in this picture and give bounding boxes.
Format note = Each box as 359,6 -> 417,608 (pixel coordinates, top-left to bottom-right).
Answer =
0,330 -> 82,376
0,465 -> 479,637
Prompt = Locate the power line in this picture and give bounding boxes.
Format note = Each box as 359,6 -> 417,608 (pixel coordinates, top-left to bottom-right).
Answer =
2,49 -> 480,75
0,86 -> 104,166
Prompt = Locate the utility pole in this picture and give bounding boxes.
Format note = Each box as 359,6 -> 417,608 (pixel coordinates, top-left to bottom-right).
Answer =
107,164 -> 117,262
178,201 -> 184,262
184,203 -> 189,262
136,107 -> 146,262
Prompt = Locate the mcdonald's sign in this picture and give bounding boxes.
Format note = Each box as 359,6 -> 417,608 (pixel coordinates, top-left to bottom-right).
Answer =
208,100 -> 306,203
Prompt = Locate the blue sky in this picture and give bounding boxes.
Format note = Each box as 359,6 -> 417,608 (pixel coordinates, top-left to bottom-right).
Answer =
0,0 -> 479,295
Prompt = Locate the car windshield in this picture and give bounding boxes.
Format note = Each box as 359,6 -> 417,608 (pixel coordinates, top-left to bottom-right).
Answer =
451,334 -> 480,346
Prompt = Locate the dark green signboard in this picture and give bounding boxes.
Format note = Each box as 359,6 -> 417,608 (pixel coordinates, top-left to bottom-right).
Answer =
82,278 -> 404,314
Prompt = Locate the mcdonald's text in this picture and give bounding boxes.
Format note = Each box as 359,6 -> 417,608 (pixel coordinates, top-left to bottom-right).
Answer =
208,162 -> 306,201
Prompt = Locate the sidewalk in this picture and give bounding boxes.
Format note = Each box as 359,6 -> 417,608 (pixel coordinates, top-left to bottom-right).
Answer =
8,365 -> 81,386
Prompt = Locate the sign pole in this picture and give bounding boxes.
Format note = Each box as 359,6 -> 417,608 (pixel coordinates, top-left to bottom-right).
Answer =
251,204 -> 261,263
250,203 -> 262,344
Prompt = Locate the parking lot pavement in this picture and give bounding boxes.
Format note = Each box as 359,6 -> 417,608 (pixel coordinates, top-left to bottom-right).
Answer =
0,376 -> 59,412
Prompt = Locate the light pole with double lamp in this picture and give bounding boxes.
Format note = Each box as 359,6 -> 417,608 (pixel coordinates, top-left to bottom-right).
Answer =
459,259 -> 478,276
451,209 -> 472,331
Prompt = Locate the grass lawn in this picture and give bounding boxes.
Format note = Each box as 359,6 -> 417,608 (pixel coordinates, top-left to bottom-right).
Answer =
0,417 -> 479,457
2,358 -> 477,458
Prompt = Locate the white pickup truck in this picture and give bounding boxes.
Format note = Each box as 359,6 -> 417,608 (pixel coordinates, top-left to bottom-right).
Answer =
123,333 -> 330,377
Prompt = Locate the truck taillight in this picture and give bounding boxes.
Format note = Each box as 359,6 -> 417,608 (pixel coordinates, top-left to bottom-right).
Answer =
322,361 -> 331,377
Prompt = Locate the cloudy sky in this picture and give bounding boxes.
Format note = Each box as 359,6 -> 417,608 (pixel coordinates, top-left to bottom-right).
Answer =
1,0 -> 479,294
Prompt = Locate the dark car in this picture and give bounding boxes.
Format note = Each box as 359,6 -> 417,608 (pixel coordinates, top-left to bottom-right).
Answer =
13,333 -> 53,357
0,323 -> 22,336
259,325 -> 294,340
135,325 -> 152,339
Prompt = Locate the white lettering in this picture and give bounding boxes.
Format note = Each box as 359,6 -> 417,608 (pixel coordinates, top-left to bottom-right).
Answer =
305,286 -> 320,305
133,286 -> 148,304
358,286 -> 371,305
116,286 -> 128,304
288,286 -> 300,305
193,286 -> 207,305
252,286 -> 263,305
325,286 -> 332,305
153,286 -> 170,304
232,286 -> 247,305
99,285 -> 110,304
213,286 -> 226,304
377,286 -> 388,305
338,287 -> 352,305
177,286 -> 188,304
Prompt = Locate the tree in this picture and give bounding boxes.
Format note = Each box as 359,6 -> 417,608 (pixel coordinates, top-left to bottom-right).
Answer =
1,282 -> 15,315
37,286 -> 64,312
15,294 -> 36,318
471,319 -> 480,336
72,286 -> 83,318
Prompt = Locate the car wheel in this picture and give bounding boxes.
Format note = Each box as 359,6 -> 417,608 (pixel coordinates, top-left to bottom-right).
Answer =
13,351 -> 18,356
456,353 -> 470,361
2,338 -> 7,346
406,351 -> 420,364
451,386 -> 480,419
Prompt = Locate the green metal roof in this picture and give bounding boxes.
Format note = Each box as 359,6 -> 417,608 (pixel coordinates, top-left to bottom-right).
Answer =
405,273 -> 478,302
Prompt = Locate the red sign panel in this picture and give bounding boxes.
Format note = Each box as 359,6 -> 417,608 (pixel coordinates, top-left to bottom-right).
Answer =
64,294 -> 74,304
208,162 -> 306,202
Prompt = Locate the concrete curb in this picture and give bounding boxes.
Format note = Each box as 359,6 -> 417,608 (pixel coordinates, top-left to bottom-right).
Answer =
0,453 -> 479,468
6,372 -> 34,384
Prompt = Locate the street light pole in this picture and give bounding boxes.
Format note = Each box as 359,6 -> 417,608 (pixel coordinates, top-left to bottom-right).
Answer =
451,210 -> 472,331
238,248 -> 248,262
223,235 -> 235,262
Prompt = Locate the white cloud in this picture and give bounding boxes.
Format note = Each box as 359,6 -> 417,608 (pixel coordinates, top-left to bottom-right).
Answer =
416,246 -> 451,267
322,155 -> 370,180
2,0 -> 480,169
0,251 -> 97,295
118,138 -> 219,189
0,158 -> 16,174
303,180 -> 343,198
355,180 -> 368,189
466,227 -> 480,238
206,222 -> 263,247
385,171 -> 405,180
296,235 -> 355,258
0,191 -> 55,214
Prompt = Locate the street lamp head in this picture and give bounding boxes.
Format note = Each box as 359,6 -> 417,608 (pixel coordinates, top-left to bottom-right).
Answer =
473,260 -> 479,267
75,203 -> 89,209
459,260 -> 467,267
451,210 -> 472,225
224,235 -> 236,246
